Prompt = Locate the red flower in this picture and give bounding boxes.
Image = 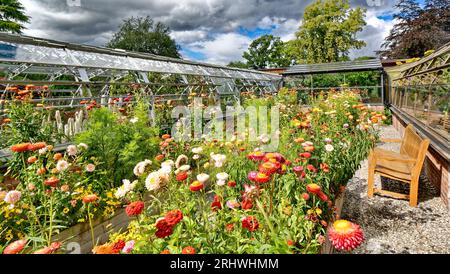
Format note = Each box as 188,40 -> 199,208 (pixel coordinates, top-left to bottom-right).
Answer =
320,163 -> 330,173
82,194 -> 98,204
258,161 -> 280,175
10,143 -> 31,153
181,246 -> 196,254
3,239 -> 27,254
247,151 -> 265,161
29,142 -> 47,151
242,216 -> 259,232
211,195 -> 222,211
33,247 -> 53,254
306,164 -> 317,173
287,240 -> 295,246
300,152 -> 311,159
155,218 -> 173,238
225,223 -> 234,232
263,152 -> 285,163
301,193 -> 310,201
126,201 -> 145,216
318,191 -> 328,201
50,242 -> 62,252
306,183 -> 321,194
328,220 -> 364,251
165,209 -> 183,225
189,181 -> 204,192
241,198 -> 253,210
112,239 -> 126,253
176,171 -> 188,182
227,180 -> 237,187
254,172 -> 270,184
27,156 -> 37,164
44,176 -> 60,187
160,249 -> 171,254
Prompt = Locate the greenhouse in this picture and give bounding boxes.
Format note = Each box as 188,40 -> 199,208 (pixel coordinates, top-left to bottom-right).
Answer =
0,0 -> 449,258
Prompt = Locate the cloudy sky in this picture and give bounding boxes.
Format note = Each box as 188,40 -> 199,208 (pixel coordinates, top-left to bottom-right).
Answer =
19,0 -> 406,65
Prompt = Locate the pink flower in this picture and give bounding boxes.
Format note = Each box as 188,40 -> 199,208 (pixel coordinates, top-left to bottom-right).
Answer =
66,145 -> 78,156
4,190 -> 21,205
85,164 -> 96,172
56,160 -> 69,172
122,240 -> 135,254
247,171 -> 258,181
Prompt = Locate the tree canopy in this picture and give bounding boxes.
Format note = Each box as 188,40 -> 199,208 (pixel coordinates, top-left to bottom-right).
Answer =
242,34 -> 292,69
107,16 -> 180,58
227,61 -> 249,69
286,0 -> 366,64
0,0 -> 29,34
380,0 -> 450,58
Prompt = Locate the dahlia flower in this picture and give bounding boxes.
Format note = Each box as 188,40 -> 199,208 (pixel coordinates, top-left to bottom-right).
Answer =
145,171 -> 162,191
165,209 -> 183,225
182,246 -> 196,254
133,159 -> 152,177
328,220 -> 364,251
155,218 -> 173,238
126,201 -> 144,217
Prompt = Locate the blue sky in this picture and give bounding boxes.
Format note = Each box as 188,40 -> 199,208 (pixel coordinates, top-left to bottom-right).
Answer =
20,0 -> 409,65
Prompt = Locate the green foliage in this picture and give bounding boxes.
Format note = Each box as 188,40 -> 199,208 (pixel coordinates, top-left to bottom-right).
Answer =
0,0 -> 29,33
75,99 -> 160,188
242,34 -> 292,69
227,61 -> 249,69
287,0 -> 366,63
107,16 -> 180,58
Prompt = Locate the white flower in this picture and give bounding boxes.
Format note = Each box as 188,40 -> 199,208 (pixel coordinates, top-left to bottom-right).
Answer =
56,160 -> 69,172
259,134 -> 270,144
191,147 -> 203,154
161,160 -> 174,167
325,144 -> 334,152
192,154 -> 200,160
77,143 -> 88,150
197,173 -> 210,183
130,117 -> 139,124
211,153 -> 226,167
216,172 -> 229,186
175,155 -> 189,168
85,163 -> 96,172
159,165 -> 172,175
66,145 -> 77,156
302,141 -> 314,147
178,165 -> 190,172
4,190 -> 21,204
133,159 -> 152,177
115,179 -> 138,198
145,171 -> 161,191
114,187 -> 127,199
38,147 -> 48,155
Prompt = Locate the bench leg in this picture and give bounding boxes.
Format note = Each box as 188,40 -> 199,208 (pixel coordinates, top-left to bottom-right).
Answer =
367,151 -> 375,198
409,177 -> 419,207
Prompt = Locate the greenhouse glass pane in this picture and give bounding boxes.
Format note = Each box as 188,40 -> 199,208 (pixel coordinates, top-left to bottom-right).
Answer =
0,42 -> 74,65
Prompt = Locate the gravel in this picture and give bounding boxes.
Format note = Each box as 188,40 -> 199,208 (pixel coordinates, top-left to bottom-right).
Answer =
339,125 -> 450,254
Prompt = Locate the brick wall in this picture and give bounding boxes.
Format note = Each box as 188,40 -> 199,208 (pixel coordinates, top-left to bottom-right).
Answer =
392,115 -> 450,210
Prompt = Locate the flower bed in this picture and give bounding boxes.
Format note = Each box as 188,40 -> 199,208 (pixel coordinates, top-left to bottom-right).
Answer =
1,88 -> 387,254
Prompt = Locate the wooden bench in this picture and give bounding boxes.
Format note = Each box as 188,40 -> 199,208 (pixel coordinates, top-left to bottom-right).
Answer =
367,124 -> 430,207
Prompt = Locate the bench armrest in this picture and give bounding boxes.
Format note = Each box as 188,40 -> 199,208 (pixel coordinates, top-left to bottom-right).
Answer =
380,138 -> 402,143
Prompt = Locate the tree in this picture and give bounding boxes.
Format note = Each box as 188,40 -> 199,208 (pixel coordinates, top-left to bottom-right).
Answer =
0,0 -> 30,34
242,34 -> 292,69
380,0 -> 450,58
287,0 -> 366,64
107,16 -> 180,58
227,61 -> 249,69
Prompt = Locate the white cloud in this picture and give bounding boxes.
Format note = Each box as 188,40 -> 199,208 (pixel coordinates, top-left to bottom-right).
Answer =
187,33 -> 252,65
170,29 -> 209,44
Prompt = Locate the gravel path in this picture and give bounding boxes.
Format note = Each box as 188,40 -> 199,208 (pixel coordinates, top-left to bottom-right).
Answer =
340,125 -> 450,254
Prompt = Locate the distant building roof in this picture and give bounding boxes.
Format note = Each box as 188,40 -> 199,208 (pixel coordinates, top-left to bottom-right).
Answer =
283,59 -> 383,75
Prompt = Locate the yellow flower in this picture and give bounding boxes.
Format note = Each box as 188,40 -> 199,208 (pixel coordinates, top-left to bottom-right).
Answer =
106,192 -> 113,199
307,209 -> 313,215
315,208 -> 322,215
63,207 -> 70,214
77,218 -> 85,223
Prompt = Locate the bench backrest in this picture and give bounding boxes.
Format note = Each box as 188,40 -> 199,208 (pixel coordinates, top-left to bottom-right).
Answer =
400,124 -> 430,176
